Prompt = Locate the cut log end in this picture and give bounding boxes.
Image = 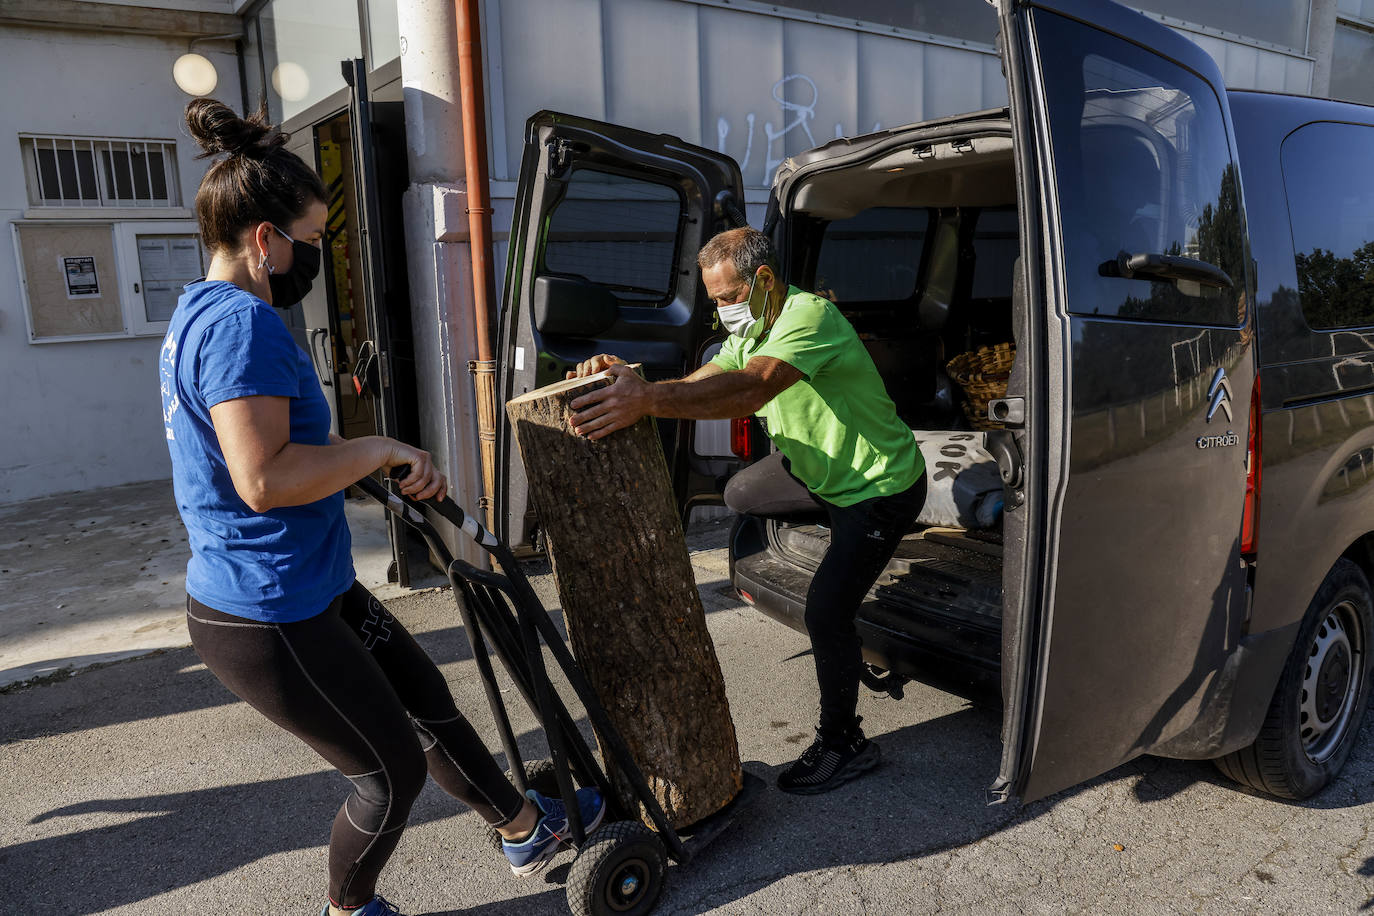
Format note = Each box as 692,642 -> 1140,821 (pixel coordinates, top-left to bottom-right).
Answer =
506,370 -> 612,406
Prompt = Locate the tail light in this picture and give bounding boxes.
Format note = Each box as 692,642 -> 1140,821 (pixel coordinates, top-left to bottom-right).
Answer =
1241,375 -> 1262,558
730,417 -> 754,460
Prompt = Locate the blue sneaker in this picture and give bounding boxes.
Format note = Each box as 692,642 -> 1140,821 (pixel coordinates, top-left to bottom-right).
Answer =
501,787 -> 606,876
317,894 -> 402,915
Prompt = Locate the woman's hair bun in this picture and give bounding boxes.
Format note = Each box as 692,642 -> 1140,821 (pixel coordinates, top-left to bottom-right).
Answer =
185,99 -> 287,158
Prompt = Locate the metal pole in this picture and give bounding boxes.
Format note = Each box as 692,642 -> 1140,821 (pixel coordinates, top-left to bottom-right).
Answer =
395,0 -> 487,567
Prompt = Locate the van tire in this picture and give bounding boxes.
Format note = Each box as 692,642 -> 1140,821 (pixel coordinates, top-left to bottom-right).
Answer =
1214,558 -> 1374,799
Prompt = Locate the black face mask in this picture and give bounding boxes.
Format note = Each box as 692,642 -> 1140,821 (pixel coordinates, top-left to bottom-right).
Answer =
267,224 -> 321,308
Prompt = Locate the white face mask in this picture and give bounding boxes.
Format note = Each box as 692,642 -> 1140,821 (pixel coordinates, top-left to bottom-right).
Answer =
716,273 -> 769,339
717,299 -> 763,339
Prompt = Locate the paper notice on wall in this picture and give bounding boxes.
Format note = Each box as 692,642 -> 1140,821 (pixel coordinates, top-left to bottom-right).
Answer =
169,238 -> 202,276
138,238 -> 171,277
136,235 -> 204,322
139,236 -> 203,284
61,256 -> 100,299
143,285 -> 180,322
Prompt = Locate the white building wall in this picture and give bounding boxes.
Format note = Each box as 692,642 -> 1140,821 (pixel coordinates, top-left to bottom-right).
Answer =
0,25 -> 240,503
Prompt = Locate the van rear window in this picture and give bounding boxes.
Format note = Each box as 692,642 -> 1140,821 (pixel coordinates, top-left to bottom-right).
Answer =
1282,121 -> 1374,331
542,168 -> 684,306
814,207 -> 930,304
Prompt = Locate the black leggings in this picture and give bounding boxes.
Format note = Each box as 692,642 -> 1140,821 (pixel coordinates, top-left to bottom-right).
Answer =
726,453 -> 926,740
187,581 -> 524,908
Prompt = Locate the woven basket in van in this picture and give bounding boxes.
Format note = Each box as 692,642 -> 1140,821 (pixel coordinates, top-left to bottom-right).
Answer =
947,342 -> 1016,430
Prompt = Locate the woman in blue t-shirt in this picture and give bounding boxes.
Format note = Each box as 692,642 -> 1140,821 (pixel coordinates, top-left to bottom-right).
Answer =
161,100 -> 602,916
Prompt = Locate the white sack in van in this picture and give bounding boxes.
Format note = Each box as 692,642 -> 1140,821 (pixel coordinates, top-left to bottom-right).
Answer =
914,431 -> 1004,529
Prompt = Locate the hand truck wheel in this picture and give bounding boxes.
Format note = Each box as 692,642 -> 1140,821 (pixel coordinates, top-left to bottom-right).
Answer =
567,821 -> 666,916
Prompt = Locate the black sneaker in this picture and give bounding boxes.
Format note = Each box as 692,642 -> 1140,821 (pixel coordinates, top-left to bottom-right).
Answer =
776,729 -> 881,795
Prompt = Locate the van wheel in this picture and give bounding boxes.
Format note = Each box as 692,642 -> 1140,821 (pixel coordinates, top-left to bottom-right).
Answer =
1214,558 -> 1374,799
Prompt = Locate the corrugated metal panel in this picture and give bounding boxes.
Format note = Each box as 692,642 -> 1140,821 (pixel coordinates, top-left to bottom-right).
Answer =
1339,0 -> 1374,20
924,43 -> 988,120
1255,45 -> 1290,90
1170,25 -> 1312,92
698,4 -> 785,187
857,31 -> 926,131
1284,54 -> 1313,94
1183,31 -> 1229,69
491,0 -> 1311,190
982,53 -> 1008,109
1223,41 -> 1261,88
494,0 -> 1003,189
603,0 -> 701,135
780,18 -> 860,153
496,0 -> 607,177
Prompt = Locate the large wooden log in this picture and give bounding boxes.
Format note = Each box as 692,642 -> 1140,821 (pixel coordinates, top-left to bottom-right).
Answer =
505,371 -> 742,828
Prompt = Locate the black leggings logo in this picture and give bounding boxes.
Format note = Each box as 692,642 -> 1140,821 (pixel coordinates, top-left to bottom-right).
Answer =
360,598 -> 394,650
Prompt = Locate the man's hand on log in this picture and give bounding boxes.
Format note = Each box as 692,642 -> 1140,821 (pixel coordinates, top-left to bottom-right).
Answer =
568,364 -> 651,440
566,354 -> 627,379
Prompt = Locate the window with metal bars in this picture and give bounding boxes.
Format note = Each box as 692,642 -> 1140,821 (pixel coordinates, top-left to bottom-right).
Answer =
20,135 -> 180,208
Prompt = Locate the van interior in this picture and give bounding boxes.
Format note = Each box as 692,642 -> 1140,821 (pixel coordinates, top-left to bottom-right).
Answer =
769,122 -> 1026,670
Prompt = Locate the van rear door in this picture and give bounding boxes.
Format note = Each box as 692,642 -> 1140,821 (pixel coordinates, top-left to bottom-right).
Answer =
994,0 -> 1256,802
496,112 -> 745,549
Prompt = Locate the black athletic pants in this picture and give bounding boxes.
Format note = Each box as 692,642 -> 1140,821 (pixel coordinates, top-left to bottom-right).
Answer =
187,581 -> 525,908
725,452 -> 926,741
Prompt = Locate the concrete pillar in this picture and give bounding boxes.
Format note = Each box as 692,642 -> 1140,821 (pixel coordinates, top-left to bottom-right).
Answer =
396,0 -> 486,565
1309,0 -> 1340,97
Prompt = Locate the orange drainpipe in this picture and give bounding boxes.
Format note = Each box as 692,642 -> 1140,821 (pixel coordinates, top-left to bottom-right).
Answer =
456,0 -> 494,362
456,0 -> 499,525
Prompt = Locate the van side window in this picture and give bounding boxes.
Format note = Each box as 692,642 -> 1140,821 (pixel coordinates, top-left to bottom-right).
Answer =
814,207 -> 931,303
1036,13 -> 1246,328
1282,122 -> 1374,331
971,207 -> 1018,300
542,168 -> 684,306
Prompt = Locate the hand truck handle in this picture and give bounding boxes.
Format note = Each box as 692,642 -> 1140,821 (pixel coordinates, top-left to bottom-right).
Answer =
365,465 -> 500,549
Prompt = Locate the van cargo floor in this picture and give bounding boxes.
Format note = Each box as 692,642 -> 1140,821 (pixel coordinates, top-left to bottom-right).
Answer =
876,562 -> 1002,628
774,523 -> 1004,626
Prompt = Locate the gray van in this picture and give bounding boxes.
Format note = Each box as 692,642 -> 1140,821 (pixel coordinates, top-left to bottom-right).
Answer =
494,0 -> 1374,804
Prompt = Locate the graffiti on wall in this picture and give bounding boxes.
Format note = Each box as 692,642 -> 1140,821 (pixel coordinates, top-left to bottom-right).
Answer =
717,74 -> 883,186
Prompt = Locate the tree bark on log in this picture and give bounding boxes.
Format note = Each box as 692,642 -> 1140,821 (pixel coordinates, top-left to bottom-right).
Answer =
505,371 -> 742,828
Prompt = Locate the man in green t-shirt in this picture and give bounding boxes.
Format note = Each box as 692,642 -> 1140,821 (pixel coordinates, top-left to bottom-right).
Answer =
568,227 -> 926,795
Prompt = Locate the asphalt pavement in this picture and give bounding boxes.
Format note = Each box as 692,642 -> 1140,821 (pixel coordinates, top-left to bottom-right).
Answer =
2,506 -> 1373,913
0,480 -> 431,688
